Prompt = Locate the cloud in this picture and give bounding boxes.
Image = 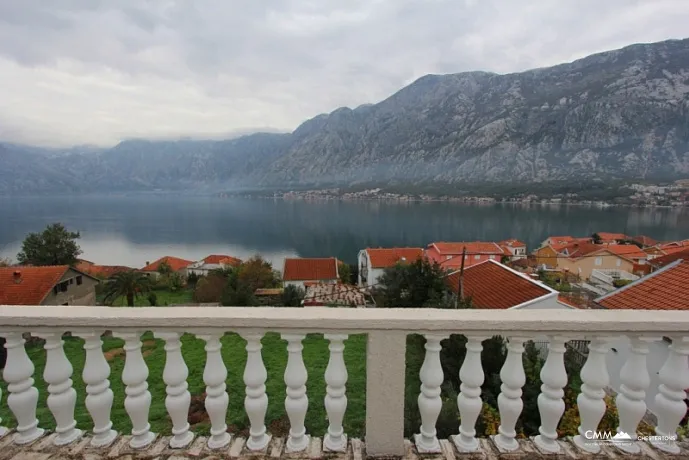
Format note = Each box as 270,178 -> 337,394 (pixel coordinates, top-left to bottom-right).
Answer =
0,0 -> 687,147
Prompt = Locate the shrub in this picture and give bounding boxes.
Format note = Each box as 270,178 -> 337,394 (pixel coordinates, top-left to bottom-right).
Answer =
147,292 -> 157,306
193,275 -> 226,303
281,285 -> 305,307
168,272 -> 184,292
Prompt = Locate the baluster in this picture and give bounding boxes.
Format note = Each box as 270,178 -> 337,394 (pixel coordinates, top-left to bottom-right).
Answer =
414,334 -> 446,453
282,333 -> 309,453
80,332 -> 117,447
116,331 -> 156,449
573,338 -> 612,454
39,332 -> 83,445
534,336 -> 568,453
452,335 -> 487,453
324,334 -> 348,452
493,337 -> 526,452
155,332 -> 194,448
2,332 -> 44,444
241,333 -> 271,451
199,333 -> 231,450
615,336 -> 654,454
651,336 -> 689,454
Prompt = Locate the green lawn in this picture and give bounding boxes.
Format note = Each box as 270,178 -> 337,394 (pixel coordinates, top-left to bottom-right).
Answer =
0,332 -> 373,438
97,288 -> 194,307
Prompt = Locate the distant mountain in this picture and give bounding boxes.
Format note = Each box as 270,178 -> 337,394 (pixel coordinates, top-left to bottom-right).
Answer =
1,38 -> 688,193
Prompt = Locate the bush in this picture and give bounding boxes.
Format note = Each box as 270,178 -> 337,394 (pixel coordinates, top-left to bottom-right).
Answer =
187,272 -> 200,288
193,275 -> 226,303
222,284 -> 258,307
281,285 -> 305,307
147,292 -> 157,306
167,272 -> 184,291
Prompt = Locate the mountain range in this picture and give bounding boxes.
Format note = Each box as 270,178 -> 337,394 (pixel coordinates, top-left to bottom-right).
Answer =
1,38 -> 689,194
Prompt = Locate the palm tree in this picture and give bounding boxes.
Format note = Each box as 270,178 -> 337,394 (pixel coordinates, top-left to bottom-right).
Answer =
103,270 -> 152,306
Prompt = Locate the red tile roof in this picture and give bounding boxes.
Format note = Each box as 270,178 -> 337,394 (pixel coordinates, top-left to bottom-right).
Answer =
283,258 -> 339,281
650,248 -> 689,269
365,248 -> 423,268
499,239 -> 526,248
445,260 -> 554,309
605,244 -> 647,260
431,242 -> 505,255
596,232 -> 629,242
0,266 -> 70,305
202,254 -> 242,266
597,260 -> 689,310
633,235 -> 659,247
141,256 -> 194,272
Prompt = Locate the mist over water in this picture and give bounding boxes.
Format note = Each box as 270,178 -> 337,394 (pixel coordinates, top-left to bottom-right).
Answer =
1,195 -> 687,267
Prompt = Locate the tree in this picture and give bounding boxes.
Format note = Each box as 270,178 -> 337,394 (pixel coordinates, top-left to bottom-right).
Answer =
157,260 -> 172,277
281,285 -> 305,307
167,272 -> 184,291
338,262 -> 353,284
103,270 -> 151,307
591,233 -> 602,244
222,284 -> 258,306
186,271 -> 201,288
0,257 -> 11,267
16,223 -> 82,266
237,255 -> 279,292
377,258 -> 450,308
193,275 -> 226,303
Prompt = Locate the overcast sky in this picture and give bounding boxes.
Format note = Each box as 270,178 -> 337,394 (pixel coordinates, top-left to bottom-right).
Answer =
0,0 -> 687,147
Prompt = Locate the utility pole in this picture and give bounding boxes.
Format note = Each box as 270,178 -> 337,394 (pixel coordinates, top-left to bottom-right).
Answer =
455,247 -> 467,309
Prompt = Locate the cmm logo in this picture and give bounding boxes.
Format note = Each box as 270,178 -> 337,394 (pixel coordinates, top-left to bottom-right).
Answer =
584,431 -> 633,442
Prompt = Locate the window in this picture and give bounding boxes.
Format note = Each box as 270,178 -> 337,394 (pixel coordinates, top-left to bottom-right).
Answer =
59,281 -> 68,292
474,255 -> 480,260
595,257 -> 602,266
69,278 -> 74,285
489,255 -> 495,260
446,255 -> 452,260
616,259 -> 621,267
77,276 -> 83,285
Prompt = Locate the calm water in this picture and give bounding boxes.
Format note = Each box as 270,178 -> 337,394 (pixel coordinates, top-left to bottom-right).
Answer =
1,195 -> 687,268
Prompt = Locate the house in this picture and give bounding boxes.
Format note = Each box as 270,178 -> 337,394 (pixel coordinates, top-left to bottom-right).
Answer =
282,258 -> 339,289
555,242 -> 646,280
498,239 -> 527,260
75,260 -> 134,279
303,283 -> 370,308
140,256 -> 193,279
649,247 -> 689,271
596,260 -> 689,417
594,232 -> 629,244
425,242 -> 506,271
357,247 -> 423,288
187,254 -> 242,277
0,266 -> 100,306
444,259 -> 571,310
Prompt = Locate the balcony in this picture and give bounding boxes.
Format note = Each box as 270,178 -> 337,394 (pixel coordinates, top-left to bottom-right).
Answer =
0,306 -> 688,459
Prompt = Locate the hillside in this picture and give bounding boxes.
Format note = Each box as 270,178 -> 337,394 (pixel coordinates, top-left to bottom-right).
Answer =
1,38 -> 688,193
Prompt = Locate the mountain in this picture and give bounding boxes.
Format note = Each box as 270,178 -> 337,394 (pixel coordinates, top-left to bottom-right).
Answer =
1,38 -> 688,193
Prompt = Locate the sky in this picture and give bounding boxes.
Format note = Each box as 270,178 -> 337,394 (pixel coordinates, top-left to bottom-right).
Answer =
0,1 -> 687,148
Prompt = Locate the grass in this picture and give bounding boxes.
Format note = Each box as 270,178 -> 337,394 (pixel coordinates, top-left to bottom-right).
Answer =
98,288 -> 194,307
0,332 -> 371,438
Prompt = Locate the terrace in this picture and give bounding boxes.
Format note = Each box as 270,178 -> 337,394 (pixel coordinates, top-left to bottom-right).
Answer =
0,306 -> 688,459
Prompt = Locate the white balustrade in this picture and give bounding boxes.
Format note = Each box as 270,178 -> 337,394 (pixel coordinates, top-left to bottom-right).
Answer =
651,336 -> 689,454
156,332 -> 194,448
241,332 -> 271,451
414,334 -> 446,453
494,337 -> 526,452
615,336 -> 654,454
117,331 -> 156,449
199,333 -> 231,450
282,333 -> 309,453
324,334 -> 348,452
39,332 -> 82,445
0,385 -> 7,439
534,336 -> 568,453
573,338 -> 612,454
452,335 -> 487,453
0,306 -> 688,458
80,332 -> 118,447
2,332 -> 44,445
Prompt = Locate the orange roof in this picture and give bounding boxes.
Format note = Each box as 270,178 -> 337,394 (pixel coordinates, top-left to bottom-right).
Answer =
650,247 -> 689,269
596,232 -> 628,241
141,256 -> 194,272
557,295 -> 580,308
203,254 -> 242,266
365,248 -> 423,268
445,260 -> 553,309
0,266 -> 70,305
431,242 -> 505,255
605,245 -> 647,260
549,236 -> 574,243
633,235 -> 659,247
283,258 -> 339,281
597,260 -> 689,310
499,239 -> 526,248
